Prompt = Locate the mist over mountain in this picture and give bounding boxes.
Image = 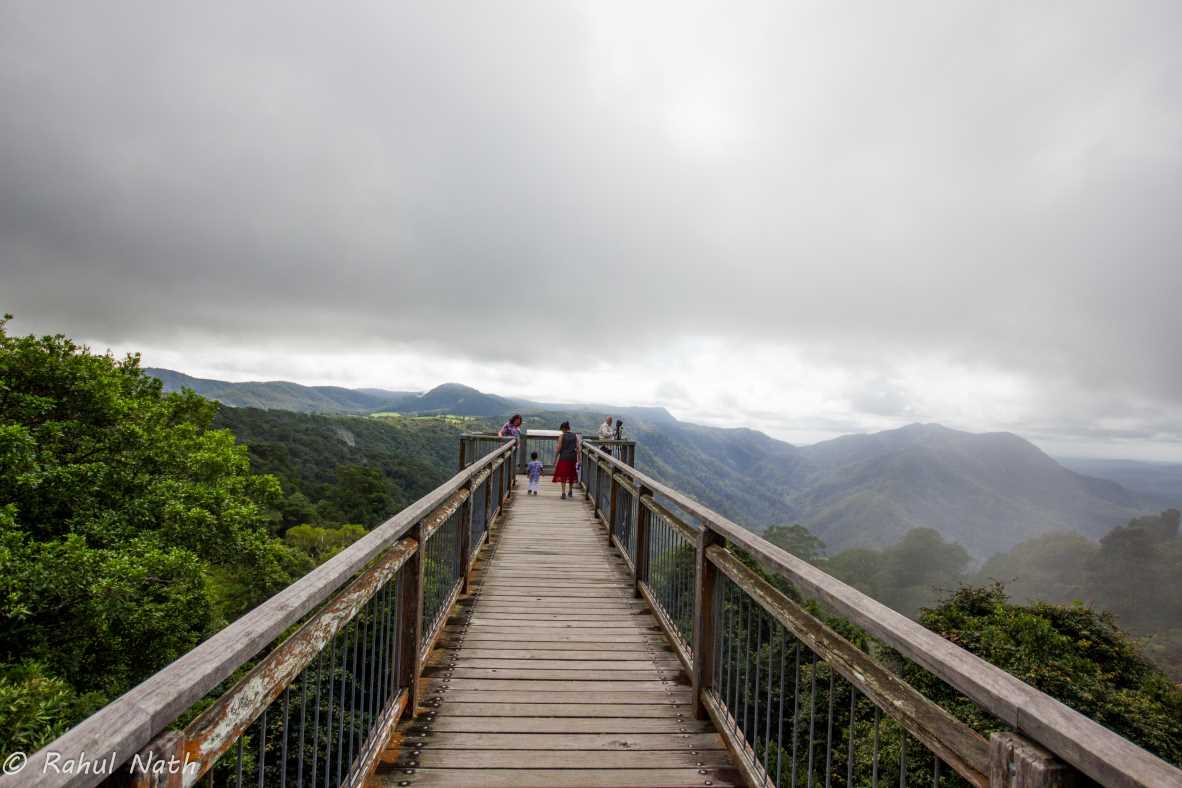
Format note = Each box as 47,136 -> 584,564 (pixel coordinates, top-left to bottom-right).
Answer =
148,369 -> 1151,559
787,424 -> 1145,558
1055,457 -> 1182,510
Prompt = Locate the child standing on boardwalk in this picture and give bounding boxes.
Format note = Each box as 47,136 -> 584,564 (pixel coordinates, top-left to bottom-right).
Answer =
526,452 -> 543,495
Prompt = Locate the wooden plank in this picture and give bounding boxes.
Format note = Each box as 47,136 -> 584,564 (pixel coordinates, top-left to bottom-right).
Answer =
427,689 -> 694,704
449,659 -> 679,670
436,668 -> 677,681
472,588 -> 634,598
432,703 -> 690,718
423,717 -> 715,733
464,604 -> 647,612
373,767 -> 743,786
403,732 -> 726,751
377,749 -> 731,768
465,622 -> 658,632
426,679 -> 679,691
461,626 -> 660,636
442,639 -> 671,651
467,613 -> 655,622
444,632 -> 667,644
449,650 -> 677,661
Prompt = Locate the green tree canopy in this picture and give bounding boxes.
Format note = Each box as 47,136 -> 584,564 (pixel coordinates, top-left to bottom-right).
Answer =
904,584 -> 1182,765
0,318 -> 310,751
825,528 -> 970,616
975,531 -> 1098,604
763,523 -> 826,562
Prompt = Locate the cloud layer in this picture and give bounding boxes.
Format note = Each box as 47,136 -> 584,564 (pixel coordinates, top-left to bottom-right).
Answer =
2,1 -> 1180,458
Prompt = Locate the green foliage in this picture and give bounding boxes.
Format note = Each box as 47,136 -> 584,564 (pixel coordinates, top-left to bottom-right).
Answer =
975,531 -> 1097,604
0,662 -> 105,755
212,407 -> 472,534
0,319 -> 305,750
824,528 -> 970,617
763,524 -> 826,562
283,523 -> 367,563
906,584 -> 1182,765
976,510 -> 1182,679
1087,510 -> 1182,635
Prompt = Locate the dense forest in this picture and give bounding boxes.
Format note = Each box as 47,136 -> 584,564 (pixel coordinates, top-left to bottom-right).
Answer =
0,319 -> 485,753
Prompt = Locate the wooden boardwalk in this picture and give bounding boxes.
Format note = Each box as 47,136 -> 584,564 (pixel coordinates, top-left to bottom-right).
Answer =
370,477 -> 741,787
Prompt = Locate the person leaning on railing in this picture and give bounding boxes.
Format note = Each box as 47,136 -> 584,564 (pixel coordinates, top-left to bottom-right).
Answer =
553,420 -> 580,499
498,413 -> 522,438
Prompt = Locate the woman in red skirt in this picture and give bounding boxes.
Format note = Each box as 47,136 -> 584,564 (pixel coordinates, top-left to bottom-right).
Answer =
552,421 -> 580,499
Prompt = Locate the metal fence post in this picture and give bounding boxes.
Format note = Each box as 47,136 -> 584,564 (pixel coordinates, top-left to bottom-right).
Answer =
460,478 -> 474,594
607,469 -> 619,544
691,524 -> 723,720
397,522 -> 425,717
633,485 -> 651,599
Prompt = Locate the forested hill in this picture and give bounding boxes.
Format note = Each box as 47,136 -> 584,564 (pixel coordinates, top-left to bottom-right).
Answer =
148,368 -> 414,413
211,408 -> 486,534
150,369 -> 1153,559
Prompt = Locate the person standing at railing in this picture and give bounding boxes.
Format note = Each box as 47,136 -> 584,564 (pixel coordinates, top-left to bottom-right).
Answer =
498,413 -> 523,438
597,415 -> 613,441
553,421 -> 580,499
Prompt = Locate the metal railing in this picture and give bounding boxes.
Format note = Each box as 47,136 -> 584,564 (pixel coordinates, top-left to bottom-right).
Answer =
579,442 -> 1182,788
589,438 -> 636,466
19,441 -> 517,788
457,433 -> 512,469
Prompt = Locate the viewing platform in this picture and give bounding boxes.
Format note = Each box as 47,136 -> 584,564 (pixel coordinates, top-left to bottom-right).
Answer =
13,435 -> 1182,788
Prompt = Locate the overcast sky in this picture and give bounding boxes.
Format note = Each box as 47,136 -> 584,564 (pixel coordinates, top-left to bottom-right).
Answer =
2,2 -> 1180,460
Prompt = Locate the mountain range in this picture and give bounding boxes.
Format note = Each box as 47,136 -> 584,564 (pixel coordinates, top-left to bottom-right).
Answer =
148,368 -> 1175,559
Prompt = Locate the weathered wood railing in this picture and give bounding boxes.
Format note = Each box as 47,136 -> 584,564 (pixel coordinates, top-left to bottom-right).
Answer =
14,439 -> 517,788
580,442 -> 1182,788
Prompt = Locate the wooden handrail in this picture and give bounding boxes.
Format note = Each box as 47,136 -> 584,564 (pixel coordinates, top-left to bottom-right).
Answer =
581,442 -> 1182,788
17,441 -> 516,788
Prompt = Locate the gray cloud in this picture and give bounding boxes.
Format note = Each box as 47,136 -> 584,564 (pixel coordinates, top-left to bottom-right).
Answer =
1,1 -> 1180,452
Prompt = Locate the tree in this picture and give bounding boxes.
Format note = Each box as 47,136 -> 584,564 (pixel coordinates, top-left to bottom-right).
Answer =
975,531 -> 1097,605
1088,510 -> 1181,634
825,528 -> 970,617
0,318 -> 309,751
284,523 -> 367,563
763,524 -> 826,562
904,584 -> 1182,766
